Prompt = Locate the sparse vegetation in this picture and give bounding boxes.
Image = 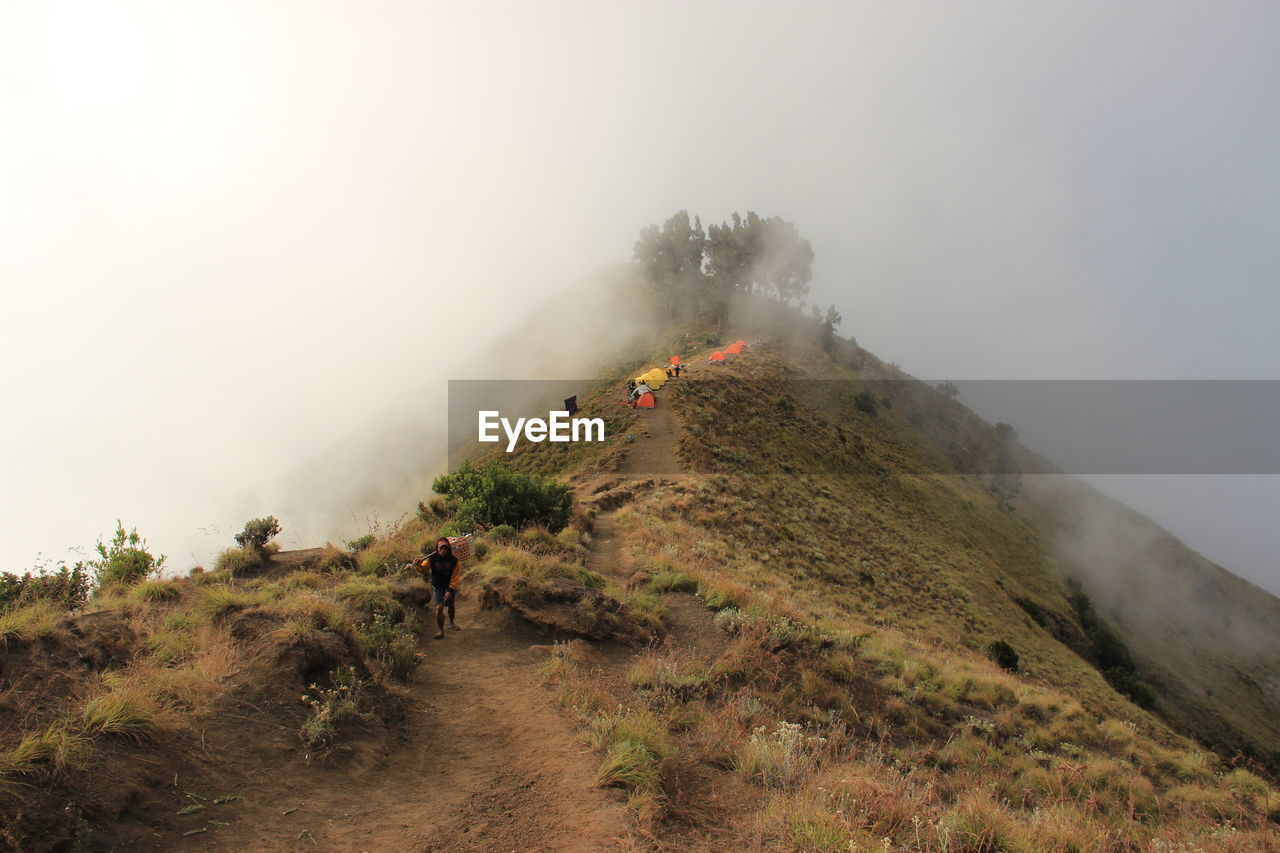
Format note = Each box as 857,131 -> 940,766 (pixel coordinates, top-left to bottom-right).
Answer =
299,666 -> 364,749
80,687 -> 162,742
213,545 -> 266,578
356,613 -> 420,682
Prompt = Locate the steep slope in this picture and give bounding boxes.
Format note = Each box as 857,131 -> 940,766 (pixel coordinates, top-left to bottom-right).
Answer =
662,333 -> 1280,767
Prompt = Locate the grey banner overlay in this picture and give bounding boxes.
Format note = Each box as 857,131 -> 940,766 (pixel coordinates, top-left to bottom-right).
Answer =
448,379 -> 1280,475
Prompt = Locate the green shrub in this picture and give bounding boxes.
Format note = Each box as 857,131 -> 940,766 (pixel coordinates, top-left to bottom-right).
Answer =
1104,667 -> 1155,708
88,522 -> 165,586
344,534 -> 375,553
432,460 -> 572,531
853,389 -> 879,416
0,563 -> 91,612
489,524 -> 517,542
235,517 -> 281,550
987,640 -> 1019,671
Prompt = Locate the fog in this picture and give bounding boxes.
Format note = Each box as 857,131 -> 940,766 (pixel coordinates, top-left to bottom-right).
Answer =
3,1 -> 1279,592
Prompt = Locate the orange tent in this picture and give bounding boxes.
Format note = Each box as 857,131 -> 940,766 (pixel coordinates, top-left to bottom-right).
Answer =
669,355 -> 679,365
636,391 -> 656,408
709,351 -> 725,363
725,342 -> 743,355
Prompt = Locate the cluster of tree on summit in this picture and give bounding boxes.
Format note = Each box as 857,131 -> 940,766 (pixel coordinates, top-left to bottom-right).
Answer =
632,210 -> 841,343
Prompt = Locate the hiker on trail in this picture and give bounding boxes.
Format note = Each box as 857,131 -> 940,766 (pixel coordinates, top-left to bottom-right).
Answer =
421,537 -> 461,639
629,382 -> 652,403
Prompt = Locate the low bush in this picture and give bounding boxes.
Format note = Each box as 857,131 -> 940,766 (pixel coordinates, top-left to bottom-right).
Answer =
488,524 -> 517,542
235,516 -> 281,550
0,563 -> 92,612
89,522 -> 165,586
1104,667 -> 1155,708
432,460 -> 572,531
344,534 -> 375,553
986,640 -> 1019,671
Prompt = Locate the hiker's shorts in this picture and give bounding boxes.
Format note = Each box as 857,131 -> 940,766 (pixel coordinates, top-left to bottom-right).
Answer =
433,586 -> 456,607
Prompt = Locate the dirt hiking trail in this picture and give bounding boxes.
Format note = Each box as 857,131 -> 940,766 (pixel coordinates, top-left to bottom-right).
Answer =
116,607 -> 628,853
114,346 -> 729,853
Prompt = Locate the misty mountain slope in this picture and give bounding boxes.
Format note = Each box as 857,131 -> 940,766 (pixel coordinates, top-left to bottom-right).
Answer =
5,317 -> 1279,852
652,332 -> 1280,767
1018,474 -> 1280,764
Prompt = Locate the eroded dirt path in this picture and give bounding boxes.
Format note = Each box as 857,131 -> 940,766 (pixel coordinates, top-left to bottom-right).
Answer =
118,351 -> 719,853
166,609 -> 627,853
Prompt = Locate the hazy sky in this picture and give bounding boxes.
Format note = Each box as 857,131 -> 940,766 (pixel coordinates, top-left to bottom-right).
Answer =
3,1 -> 1278,591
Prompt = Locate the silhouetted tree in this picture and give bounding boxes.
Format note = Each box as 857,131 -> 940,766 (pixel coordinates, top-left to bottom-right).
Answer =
821,304 -> 842,353
635,209 -> 813,321
633,210 -> 706,319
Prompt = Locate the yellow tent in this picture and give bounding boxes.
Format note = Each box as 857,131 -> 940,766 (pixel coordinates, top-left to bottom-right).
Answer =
642,367 -> 668,389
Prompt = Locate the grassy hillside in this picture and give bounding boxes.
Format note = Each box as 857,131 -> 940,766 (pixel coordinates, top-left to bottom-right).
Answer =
2,307 -> 1278,852
661,333 -> 1280,770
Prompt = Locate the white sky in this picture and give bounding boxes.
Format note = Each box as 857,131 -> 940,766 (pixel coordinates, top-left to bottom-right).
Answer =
2,1 -> 1278,592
